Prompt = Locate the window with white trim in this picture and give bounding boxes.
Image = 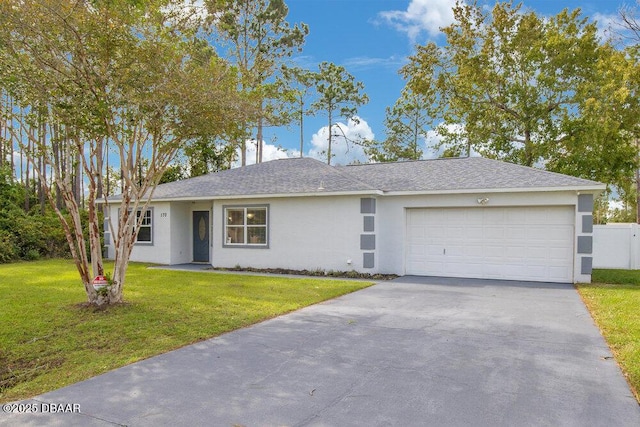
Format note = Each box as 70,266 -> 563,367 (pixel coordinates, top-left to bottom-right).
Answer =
224,206 -> 268,247
135,209 -> 153,243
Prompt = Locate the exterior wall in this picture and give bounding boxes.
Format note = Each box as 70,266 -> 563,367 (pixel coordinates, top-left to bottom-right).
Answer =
593,223 -> 640,269
104,189 -> 598,283
105,201 -> 213,265
376,190 -> 596,283
574,194 -> 594,282
105,201 -> 173,264
211,196 -> 364,272
169,202 -> 194,264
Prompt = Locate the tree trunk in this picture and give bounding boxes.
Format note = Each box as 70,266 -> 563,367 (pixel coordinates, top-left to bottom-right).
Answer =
0,93 -> 4,167
256,115 -> 263,164
96,139 -> 103,198
299,102 -> 304,157
73,152 -> 81,205
24,129 -> 31,212
523,128 -> 533,167
327,109 -> 333,165
636,140 -> 640,224
38,121 -> 46,214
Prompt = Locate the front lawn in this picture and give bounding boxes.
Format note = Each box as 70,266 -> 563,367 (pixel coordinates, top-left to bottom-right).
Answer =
577,269 -> 640,402
0,259 -> 372,403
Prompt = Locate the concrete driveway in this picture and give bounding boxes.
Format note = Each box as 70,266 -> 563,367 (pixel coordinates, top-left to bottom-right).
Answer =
2,276 -> 639,427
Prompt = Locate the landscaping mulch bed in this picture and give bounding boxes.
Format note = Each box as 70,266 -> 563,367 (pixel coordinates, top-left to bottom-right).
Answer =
209,266 -> 398,281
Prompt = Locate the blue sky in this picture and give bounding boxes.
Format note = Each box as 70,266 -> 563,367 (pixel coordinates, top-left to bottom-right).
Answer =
246,0 -> 627,166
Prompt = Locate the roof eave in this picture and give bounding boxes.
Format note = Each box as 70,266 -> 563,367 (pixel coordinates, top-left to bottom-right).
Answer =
381,184 -> 606,196
99,184 -> 606,203
102,189 -> 384,203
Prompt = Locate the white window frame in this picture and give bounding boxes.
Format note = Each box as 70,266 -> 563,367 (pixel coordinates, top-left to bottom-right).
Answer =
134,208 -> 153,245
223,205 -> 269,248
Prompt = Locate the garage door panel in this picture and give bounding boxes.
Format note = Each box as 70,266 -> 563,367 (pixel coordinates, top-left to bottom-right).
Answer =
484,245 -> 505,258
526,246 -> 549,260
484,225 -> 506,237
549,247 -> 571,260
409,243 -> 427,255
446,261 -> 483,275
504,227 -> 526,239
406,207 -> 574,283
467,226 -> 484,239
464,245 -> 485,257
505,245 -> 528,258
485,209 -> 506,221
548,266 -> 571,280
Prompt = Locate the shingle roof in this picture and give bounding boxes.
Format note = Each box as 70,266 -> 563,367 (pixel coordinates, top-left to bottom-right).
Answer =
142,157 -> 376,200
340,156 -> 603,192
114,156 -> 603,201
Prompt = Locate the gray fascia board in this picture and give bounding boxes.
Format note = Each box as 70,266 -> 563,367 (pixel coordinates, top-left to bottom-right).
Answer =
381,185 -> 606,196
135,189 -> 384,203
103,185 -> 605,203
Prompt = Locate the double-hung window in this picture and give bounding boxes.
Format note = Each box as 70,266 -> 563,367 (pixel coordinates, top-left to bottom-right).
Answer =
135,208 -> 153,244
224,206 -> 268,247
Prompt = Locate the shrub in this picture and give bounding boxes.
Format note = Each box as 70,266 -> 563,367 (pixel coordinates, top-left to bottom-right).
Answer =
0,230 -> 17,263
25,249 -> 41,261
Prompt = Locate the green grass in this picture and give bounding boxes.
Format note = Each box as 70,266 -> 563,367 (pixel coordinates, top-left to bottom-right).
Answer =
0,259 -> 372,403
577,269 -> 640,402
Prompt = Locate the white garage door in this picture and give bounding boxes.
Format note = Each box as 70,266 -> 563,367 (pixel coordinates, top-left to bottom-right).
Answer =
405,207 -> 574,283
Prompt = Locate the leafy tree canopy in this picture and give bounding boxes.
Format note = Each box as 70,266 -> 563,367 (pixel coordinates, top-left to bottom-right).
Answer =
0,0 -> 248,305
402,1 -> 638,190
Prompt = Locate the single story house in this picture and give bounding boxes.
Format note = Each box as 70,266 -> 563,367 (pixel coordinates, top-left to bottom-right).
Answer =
104,156 -> 604,283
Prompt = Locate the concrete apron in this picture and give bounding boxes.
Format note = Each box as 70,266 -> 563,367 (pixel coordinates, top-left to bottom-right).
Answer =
2,276 -> 640,427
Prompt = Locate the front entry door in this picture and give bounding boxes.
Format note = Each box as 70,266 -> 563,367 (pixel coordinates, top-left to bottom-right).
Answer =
193,211 -> 210,262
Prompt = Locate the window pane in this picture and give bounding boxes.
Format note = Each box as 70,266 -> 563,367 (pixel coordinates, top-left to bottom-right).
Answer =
143,210 -> 151,226
137,226 -> 151,242
227,209 -> 244,226
226,226 -> 244,244
247,227 -> 266,244
247,208 -> 266,225
136,209 -> 152,226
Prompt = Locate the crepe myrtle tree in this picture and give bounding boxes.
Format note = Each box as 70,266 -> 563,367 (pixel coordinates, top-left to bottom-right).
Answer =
0,0 -> 247,305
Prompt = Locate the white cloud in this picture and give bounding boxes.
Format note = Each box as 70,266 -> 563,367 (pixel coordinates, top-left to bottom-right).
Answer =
378,0 -> 458,42
592,12 -> 618,42
342,55 -> 408,71
422,123 -> 479,159
11,150 -> 29,180
422,129 -> 445,159
233,140 -> 297,168
592,11 -> 640,47
308,117 -> 374,165
163,0 -> 208,26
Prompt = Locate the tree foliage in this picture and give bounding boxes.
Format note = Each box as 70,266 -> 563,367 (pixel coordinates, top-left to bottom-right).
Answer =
366,87 -> 434,162
280,65 -> 318,156
402,1 -> 638,190
208,0 -> 308,165
0,0 -> 246,305
0,165 -> 75,262
311,62 -> 369,165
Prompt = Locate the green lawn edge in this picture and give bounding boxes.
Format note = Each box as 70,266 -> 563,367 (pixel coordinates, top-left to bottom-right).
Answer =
0,259 -> 374,403
576,269 -> 640,403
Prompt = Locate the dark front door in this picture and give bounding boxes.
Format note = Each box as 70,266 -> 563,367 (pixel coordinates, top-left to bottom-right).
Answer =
193,211 -> 210,262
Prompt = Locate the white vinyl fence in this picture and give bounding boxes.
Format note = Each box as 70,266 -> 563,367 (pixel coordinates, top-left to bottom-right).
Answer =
593,223 -> 640,269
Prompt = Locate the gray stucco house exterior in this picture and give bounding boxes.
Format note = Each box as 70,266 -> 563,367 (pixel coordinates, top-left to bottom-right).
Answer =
105,156 -> 604,283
